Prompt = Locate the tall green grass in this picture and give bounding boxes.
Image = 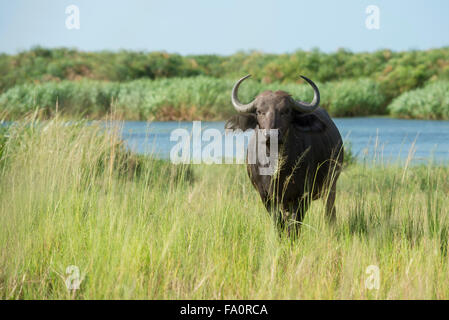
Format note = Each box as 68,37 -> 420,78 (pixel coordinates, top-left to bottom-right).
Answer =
388,81 -> 449,120
1,116 -> 449,299
0,77 -> 386,120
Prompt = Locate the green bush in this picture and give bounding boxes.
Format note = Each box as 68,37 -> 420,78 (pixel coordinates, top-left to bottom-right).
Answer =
388,81 -> 449,119
1,46 -> 449,104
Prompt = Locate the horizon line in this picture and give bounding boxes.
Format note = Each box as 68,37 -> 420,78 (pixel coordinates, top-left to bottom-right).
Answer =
3,44 -> 449,57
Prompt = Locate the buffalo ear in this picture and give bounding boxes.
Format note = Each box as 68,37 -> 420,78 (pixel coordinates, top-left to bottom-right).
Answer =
293,112 -> 327,133
225,113 -> 257,131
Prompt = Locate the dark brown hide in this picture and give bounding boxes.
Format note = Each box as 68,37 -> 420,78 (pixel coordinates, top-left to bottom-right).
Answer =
227,80 -> 344,236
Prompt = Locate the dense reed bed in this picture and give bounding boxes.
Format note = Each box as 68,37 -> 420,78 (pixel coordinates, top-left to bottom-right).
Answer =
0,77 -> 386,120
388,81 -> 449,119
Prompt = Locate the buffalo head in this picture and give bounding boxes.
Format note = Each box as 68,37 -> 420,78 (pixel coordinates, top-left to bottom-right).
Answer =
225,75 -> 326,142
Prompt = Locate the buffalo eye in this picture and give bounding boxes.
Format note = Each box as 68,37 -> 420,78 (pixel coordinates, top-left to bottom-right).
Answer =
256,110 -> 265,116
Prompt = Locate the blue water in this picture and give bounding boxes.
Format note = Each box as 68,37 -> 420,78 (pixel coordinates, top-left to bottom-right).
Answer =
119,118 -> 449,164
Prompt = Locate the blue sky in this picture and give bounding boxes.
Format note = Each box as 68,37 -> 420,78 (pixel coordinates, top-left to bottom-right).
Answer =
1,0 -> 448,55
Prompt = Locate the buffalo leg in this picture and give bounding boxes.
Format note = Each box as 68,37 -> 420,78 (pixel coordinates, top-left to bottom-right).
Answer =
263,198 -> 286,234
286,199 -> 309,238
325,182 -> 337,223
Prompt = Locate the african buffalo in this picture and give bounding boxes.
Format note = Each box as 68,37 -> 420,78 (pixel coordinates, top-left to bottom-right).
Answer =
225,75 -> 344,236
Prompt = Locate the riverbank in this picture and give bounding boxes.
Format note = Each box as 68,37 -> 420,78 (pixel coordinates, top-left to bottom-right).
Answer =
1,117 -> 449,299
1,77 -> 449,121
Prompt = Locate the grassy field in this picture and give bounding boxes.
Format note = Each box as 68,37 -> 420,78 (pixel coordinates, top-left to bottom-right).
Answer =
1,116 -> 449,299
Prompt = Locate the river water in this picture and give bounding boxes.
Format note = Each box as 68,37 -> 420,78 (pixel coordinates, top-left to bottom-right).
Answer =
118,118 -> 449,165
